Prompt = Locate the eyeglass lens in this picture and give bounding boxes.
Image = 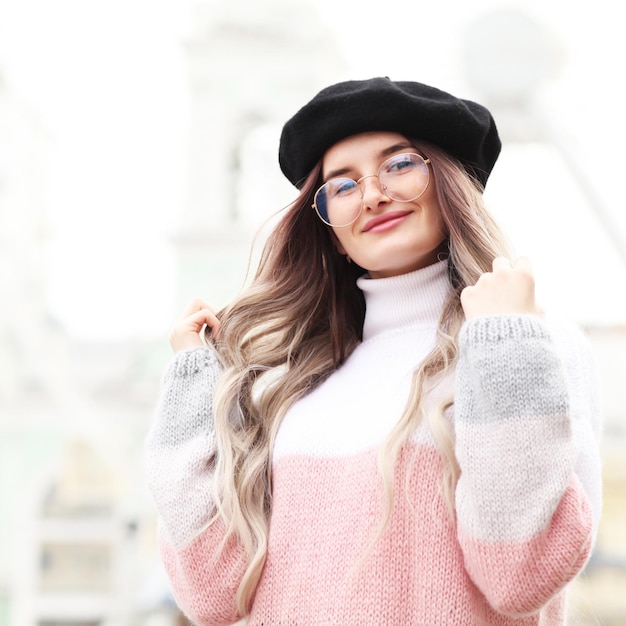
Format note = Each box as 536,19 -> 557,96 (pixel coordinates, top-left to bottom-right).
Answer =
314,153 -> 429,227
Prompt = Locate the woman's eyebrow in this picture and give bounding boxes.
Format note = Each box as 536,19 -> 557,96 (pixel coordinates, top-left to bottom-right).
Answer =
324,143 -> 414,182
379,142 -> 414,157
324,165 -> 351,181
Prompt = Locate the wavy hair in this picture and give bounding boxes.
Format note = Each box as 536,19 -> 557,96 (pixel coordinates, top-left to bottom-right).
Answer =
209,140 -> 511,614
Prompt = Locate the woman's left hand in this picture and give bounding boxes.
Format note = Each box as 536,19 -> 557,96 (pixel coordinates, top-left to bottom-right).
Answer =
461,256 -> 541,320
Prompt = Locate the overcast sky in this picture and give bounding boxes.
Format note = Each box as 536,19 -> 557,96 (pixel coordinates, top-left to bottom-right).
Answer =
1,0 -> 624,339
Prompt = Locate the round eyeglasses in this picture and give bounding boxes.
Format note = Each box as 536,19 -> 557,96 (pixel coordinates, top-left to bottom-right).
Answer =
312,153 -> 430,227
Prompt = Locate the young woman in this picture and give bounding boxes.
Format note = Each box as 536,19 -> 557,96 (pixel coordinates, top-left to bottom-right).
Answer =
146,77 -> 602,625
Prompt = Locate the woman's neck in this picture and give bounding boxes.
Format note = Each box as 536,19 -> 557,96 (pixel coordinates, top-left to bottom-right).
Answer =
357,260 -> 450,341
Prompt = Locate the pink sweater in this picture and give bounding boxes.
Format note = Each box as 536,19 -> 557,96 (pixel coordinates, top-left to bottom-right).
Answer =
146,261 -> 602,625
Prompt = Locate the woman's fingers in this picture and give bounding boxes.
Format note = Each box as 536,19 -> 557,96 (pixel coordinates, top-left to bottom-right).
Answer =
491,256 -> 512,271
461,256 -> 539,320
169,301 -> 222,353
181,298 -> 216,318
512,255 -> 533,274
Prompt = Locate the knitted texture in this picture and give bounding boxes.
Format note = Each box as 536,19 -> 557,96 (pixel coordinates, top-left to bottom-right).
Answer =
145,347 -> 220,549
145,261 -> 602,626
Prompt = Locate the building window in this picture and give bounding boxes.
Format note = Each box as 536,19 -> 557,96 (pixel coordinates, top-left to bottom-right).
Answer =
38,622 -> 100,626
0,593 -> 9,626
39,542 -> 111,592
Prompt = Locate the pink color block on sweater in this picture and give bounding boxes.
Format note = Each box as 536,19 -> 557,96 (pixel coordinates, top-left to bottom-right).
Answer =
160,443 -> 590,625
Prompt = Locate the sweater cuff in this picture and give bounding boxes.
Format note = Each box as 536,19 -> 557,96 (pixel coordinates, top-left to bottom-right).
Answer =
166,346 -> 220,378
459,314 -> 550,346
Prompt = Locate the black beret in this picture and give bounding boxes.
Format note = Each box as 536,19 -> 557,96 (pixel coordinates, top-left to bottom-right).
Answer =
279,76 -> 501,189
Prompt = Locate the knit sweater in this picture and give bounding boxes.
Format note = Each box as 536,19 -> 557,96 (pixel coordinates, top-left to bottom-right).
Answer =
145,260 -> 602,626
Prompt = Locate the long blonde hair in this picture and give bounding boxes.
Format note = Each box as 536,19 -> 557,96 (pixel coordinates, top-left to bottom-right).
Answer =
209,140 -> 511,614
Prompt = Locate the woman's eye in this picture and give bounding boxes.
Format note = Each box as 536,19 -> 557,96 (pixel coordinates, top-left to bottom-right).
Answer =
387,158 -> 416,174
331,179 -> 357,196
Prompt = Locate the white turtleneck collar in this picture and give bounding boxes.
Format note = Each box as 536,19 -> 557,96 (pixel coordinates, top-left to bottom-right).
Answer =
356,260 -> 451,342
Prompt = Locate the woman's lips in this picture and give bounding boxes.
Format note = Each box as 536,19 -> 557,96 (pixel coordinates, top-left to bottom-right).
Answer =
363,210 -> 412,233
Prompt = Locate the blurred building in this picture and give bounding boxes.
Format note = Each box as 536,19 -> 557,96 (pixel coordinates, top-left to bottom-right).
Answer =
173,0 -> 344,309
0,1 -> 343,625
0,58 -> 159,620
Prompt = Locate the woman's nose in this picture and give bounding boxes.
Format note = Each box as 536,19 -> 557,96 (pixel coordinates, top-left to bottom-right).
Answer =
359,175 -> 390,210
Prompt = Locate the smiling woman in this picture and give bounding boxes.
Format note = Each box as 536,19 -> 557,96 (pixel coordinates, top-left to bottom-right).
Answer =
145,76 -> 602,625
321,132 -> 447,277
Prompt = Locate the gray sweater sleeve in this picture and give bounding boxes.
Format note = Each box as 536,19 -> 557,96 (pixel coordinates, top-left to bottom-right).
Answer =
453,313 -> 602,615
145,346 -> 223,548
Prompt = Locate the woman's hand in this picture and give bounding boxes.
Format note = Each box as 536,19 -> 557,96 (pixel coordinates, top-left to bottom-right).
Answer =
461,256 -> 541,320
169,298 -> 222,353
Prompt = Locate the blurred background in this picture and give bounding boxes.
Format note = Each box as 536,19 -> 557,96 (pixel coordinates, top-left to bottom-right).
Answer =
0,0 -> 625,624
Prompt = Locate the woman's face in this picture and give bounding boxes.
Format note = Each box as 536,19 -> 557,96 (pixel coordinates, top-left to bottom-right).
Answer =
322,131 -> 447,278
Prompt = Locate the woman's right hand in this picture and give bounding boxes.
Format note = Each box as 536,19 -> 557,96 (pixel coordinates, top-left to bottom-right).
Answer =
169,298 -> 222,353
